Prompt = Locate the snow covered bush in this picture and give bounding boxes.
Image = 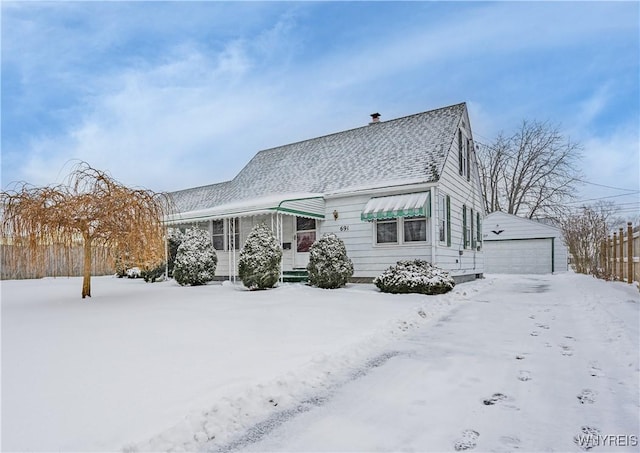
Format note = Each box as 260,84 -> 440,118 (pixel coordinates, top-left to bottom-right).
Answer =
141,263 -> 165,283
166,228 -> 184,278
307,233 -> 354,289
374,259 -> 455,295
238,223 -> 282,290
173,228 -> 217,286
126,267 -> 141,279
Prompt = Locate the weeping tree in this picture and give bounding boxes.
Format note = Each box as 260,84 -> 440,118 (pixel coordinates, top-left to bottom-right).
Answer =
1,162 -> 168,298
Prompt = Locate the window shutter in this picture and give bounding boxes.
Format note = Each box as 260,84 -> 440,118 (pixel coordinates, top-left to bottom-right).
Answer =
458,130 -> 463,176
446,195 -> 451,247
462,204 -> 467,249
477,212 -> 482,248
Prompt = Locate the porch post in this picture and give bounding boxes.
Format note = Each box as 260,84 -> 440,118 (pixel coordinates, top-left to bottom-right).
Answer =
278,213 -> 283,283
430,187 -> 437,265
228,218 -> 232,282
232,217 -> 237,283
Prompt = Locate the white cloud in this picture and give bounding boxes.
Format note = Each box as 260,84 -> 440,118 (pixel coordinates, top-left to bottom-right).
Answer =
4,1 -> 638,198
579,122 -> 640,202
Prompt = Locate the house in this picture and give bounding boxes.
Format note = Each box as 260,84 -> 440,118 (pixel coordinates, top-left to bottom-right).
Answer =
167,103 -> 485,283
482,211 -> 568,274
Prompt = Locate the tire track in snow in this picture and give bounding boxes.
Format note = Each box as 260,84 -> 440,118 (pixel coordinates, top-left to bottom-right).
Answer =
210,350 -> 407,452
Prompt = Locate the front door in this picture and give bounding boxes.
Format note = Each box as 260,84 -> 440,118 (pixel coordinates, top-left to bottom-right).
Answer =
294,217 -> 316,268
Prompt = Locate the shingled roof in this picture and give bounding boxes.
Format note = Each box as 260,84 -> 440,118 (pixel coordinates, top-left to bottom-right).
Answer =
170,102 -> 466,215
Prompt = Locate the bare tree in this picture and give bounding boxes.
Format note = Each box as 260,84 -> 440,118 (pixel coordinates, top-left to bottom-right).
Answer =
1,162 -> 168,298
477,120 -> 582,219
561,202 -> 618,276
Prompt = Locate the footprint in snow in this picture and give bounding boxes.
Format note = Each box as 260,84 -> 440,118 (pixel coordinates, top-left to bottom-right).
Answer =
589,362 -> 604,378
573,426 -> 601,451
499,436 -> 521,449
535,323 -> 550,330
577,389 -> 596,404
483,393 -> 508,405
454,429 -> 479,451
517,370 -> 532,381
515,354 -> 526,360
560,344 -> 573,356
530,331 -> 540,337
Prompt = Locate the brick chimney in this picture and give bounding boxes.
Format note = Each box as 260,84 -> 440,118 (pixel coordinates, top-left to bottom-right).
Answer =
369,112 -> 381,124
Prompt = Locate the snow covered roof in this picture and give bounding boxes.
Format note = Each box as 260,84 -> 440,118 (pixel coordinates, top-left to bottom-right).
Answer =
169,103 -> 466,217
167,193 -> 325,223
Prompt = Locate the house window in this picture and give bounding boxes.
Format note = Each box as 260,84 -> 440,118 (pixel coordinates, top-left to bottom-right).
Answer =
438,194 -> 450,246
376,220 -> 398,244
459,129 -> 469,179
470,208 -> 476,249
211,220 -> 224,250
212,218 -> 240,251
296,217 -> 316,252
404,217 -> 427,242
466,138 -> 472,182
476,212 -> 482,249
229,218 -> 240,250
376,217 -> 428,245
463,205 -> 474,249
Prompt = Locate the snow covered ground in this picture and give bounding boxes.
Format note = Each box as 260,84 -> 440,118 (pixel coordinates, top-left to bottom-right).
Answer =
1,273 -> 638,452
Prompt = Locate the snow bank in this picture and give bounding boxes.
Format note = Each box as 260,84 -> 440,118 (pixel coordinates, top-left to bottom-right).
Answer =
1,276 -> 477,452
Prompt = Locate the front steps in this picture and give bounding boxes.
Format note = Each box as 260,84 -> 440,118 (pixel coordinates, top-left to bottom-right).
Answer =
282,269 -> 308,283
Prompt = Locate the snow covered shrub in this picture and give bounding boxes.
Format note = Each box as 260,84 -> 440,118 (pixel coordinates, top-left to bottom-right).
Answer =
166,229 -> 184,278
307,233 -> 354,289
238,223 -> 282,290
141,263 -> 165,283
374,259 -> 455,295
173,228 -> 217,286
126,267 -> 141,279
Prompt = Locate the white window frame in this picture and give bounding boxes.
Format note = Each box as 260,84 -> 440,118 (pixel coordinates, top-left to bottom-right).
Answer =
295,217 -> 317,252
227,218 -> 240,251
374,217 -> 429,246
438,194 -> 450,245
211,219 -> 224,251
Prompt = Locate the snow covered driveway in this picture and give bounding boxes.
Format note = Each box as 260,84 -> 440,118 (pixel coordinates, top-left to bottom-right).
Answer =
231,274 -> 640,452
2,273 -> 638,452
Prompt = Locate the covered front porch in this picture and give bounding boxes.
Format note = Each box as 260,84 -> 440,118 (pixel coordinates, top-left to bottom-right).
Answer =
165,194 -> 325,281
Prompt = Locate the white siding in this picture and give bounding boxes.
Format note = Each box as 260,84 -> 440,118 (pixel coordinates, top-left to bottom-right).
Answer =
483,212 -> 568,273
322,193 -> 433,278
434,109 -> 485,278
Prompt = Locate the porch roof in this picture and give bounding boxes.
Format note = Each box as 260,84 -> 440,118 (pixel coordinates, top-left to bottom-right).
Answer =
166,193 -> 325,224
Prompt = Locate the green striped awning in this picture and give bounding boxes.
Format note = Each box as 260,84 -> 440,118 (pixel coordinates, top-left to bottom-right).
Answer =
361,192 -> 430,221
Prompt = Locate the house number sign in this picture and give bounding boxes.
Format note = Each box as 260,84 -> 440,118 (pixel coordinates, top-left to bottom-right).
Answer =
340,225 -> 350,232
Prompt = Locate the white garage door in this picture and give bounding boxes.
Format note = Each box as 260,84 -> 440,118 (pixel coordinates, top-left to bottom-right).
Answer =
484,238 -> 553,274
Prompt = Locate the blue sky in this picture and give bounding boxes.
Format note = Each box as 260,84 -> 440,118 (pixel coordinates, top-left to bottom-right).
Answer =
2,1 -> 639,216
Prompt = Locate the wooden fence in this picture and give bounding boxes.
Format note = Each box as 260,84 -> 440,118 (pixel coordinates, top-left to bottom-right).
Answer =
601,222 -> 639,284
1,244 -> 115,280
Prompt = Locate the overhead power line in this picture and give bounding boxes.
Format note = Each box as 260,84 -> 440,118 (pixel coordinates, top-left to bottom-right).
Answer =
574,178 -> 639,192
567,192 -> 640,204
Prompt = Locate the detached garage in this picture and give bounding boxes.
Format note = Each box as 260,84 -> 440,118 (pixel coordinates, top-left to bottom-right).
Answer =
483,212 -> 568,274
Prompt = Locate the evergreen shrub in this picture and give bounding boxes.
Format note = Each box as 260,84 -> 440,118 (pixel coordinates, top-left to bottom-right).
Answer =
166,229 -> 184,278
374,259 -> 455,295
173,228 -> 217,286
307,233 -> 354,289
238,223 -> 282,290
141,263 -> 166,283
